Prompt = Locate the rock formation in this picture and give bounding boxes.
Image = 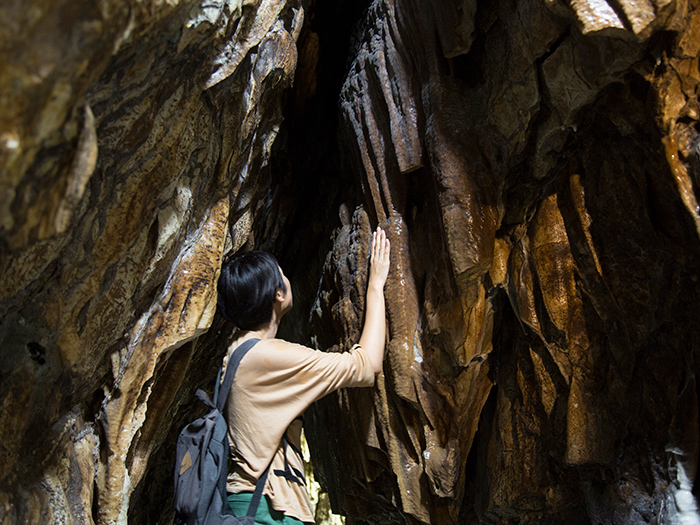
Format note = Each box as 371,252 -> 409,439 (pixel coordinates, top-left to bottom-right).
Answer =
1,0 -> 700,524
1,0 -> 303,522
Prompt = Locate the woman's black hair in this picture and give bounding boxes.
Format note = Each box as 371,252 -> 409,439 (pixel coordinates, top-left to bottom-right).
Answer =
217,251 -> 287,330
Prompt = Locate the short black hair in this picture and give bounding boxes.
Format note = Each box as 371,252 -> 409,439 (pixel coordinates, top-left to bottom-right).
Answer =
217,251 -> 287,330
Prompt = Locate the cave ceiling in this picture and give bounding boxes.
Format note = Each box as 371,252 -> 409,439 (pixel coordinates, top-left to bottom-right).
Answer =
1,0 -> 700,524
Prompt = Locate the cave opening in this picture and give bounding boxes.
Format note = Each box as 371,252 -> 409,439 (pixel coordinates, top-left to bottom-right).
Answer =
266,0 -> 373,342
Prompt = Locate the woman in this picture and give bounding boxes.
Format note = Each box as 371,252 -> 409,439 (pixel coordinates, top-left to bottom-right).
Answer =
216,227 -> 391,524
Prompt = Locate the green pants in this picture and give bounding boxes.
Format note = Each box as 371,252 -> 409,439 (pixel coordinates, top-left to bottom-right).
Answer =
227,493 -> 304,525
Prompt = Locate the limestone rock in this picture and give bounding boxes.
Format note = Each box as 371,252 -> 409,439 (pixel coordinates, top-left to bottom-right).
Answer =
306,0 -> 700,523
0,0 -> 302,522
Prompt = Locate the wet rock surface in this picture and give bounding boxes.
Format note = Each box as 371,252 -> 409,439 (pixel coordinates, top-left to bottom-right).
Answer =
1,0 -> 700,524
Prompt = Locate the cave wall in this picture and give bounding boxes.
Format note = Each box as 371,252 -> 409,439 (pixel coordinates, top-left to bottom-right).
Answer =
2,0 -> 700,524
0,0 -> 303,522
306,0 -> 700,524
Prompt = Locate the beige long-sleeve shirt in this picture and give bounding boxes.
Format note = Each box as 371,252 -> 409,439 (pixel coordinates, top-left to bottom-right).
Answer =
223,338 -> 375,523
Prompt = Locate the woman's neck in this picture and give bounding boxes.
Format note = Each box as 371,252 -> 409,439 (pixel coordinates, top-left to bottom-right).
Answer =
246,323 -> 278,340
238,316 -> 280,342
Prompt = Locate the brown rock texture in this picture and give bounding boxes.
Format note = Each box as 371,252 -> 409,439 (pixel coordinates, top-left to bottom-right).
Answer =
1,0 -> 700,524
0,0 -> 303,523
306,0 -> 700,523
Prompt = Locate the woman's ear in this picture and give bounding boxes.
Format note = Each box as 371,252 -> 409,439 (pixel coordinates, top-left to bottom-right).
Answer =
275,289 -> 285,303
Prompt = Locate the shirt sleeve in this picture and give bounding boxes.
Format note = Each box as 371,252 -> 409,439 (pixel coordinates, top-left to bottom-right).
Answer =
254,339 -> 375,391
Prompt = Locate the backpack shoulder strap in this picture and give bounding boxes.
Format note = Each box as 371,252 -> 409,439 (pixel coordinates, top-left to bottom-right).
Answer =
216,338 -> 260,411
246,462 -> 272,518
213,337 -> 268,519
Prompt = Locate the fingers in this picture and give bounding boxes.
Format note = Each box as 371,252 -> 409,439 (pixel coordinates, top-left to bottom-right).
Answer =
374,228 -> 383,257
368,227 -> 391,288
371,227 -> 390,265
379,231 -> 389,262
371,227 -> 384,258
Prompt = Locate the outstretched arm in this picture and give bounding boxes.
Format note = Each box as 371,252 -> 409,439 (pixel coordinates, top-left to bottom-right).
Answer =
359,227 -> 391,375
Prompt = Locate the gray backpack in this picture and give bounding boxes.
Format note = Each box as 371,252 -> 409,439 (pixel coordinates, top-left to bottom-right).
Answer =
174,338 -> 268,525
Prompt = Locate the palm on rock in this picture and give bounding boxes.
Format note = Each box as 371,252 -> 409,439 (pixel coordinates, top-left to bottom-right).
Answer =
369,227 -> 390,287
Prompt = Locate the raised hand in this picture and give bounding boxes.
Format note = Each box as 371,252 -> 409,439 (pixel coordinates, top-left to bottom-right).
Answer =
369,227 -> 391,288
361,226 -> 391,374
